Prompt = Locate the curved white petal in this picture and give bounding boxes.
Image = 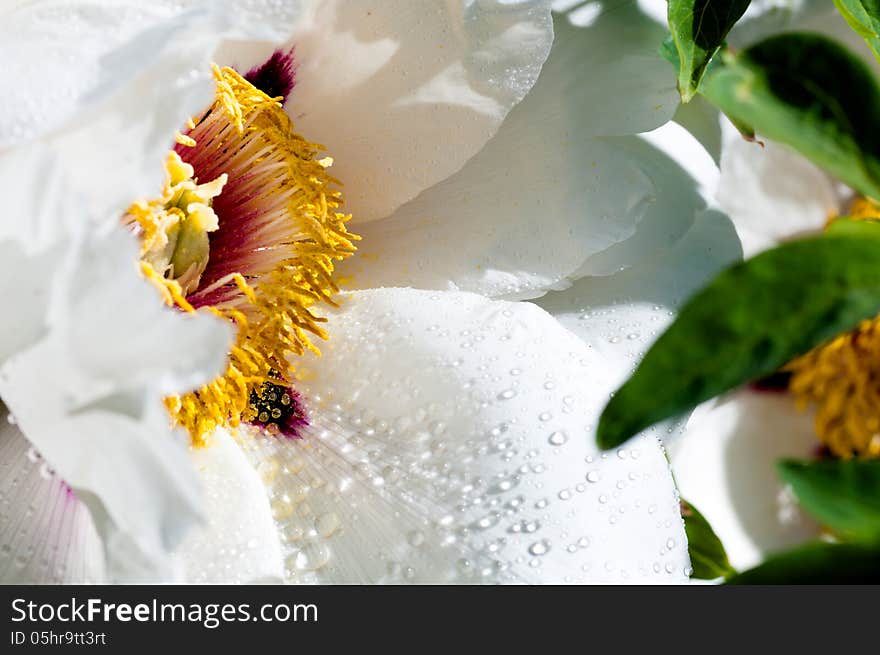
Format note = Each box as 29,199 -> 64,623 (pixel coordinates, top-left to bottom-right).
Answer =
668,391 -> 822,571
178,430 -> 284,584
222,289 -> 689,583
0,241 -> 58,364
219,0 -> 554,223
339,7 -> 681,298
717,120 -> 841,258
0,413 -> 106,583
0,0 -> 306,227
536,207 -> 742,383
0,230 -> 234,582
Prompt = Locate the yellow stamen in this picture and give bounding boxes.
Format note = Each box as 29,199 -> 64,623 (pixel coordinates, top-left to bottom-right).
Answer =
787,319 -> 880,458
847,196 -> 880,221
129,66 -> 359,446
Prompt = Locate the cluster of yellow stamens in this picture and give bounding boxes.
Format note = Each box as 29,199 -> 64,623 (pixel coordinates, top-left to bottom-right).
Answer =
125,65 -> 358,445
785,198 -> 880,458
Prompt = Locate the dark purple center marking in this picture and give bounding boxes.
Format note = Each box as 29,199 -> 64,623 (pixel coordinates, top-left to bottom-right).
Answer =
248,379 -> 308,439
244,48 -> 296,104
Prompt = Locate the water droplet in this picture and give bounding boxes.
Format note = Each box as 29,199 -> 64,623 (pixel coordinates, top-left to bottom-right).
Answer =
528,539 -> 552,556
497,389 -> 517,401
586,471 -> 600,483
548,431 -> 568,446
290,542 -> 332,571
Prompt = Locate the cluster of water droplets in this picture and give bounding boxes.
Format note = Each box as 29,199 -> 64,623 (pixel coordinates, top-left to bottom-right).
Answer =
234,290 -> 689,583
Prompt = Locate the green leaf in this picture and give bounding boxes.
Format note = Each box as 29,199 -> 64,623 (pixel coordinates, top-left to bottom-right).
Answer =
668,0 -> 751,102
777,459 -> 880,542
597,220 -> 880,450
701,32 -> 880,200
834,0 -> 880,63
726,542 -> 880,584
681,500 -> 736,580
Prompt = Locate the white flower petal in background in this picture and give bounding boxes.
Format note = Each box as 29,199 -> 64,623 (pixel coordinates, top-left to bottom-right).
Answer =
220,0 -> 554,223
0,412 -> 105,583
338,4 -> 681,298
182,289 -> 690,584
535,118 -> 740,370
537,208 -> 741,389
669,392 -> 822,571
717,121 -> 840,258
729,0 -> 856,50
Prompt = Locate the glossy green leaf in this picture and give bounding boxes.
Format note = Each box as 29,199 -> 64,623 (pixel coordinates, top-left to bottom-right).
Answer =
701,32 -> 880,200
597,220 -> 880,449
668,0 -> 751,101
778,459 -> 880,542
682,500 -> 736,580
726,542 -> 880,584
834,0 -> 880,62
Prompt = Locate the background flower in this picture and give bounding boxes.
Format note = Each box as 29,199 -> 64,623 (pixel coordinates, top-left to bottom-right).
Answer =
649,0 -> 880,571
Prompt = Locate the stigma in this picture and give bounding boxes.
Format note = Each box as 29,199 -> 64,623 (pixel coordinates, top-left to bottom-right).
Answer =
125,53 -> 358,445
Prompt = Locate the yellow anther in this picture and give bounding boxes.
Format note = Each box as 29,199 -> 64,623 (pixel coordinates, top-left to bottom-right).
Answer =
848,196 -> 880,221
787,318 -> 880,458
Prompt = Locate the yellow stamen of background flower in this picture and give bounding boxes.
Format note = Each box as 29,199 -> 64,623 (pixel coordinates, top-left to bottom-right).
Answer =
787,320 -> 880,458
786,197 -> 880,459
130,66 -> 358,446
847,196 -> 880,221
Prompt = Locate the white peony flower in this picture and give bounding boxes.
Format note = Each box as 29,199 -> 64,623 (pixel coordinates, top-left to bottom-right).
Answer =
0,0 -> 739,583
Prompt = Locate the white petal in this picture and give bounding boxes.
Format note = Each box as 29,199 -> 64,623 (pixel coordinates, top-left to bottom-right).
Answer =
57,230 -> 235,399
576,120 -> 724,278
178,429 -> 284,584
0,229 -> 233,582
233,288 -> 688,583
717,120 -> 840,258
0,413 -> 106,583
0,0 -> 305,223
339,7 -> 682,298
217,0 -> 553,223
0,241 -> 58,364
668,391 -> 822,571
536,207 -> 742,384
0,364 -> 203,582
730,0 -> 868,53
